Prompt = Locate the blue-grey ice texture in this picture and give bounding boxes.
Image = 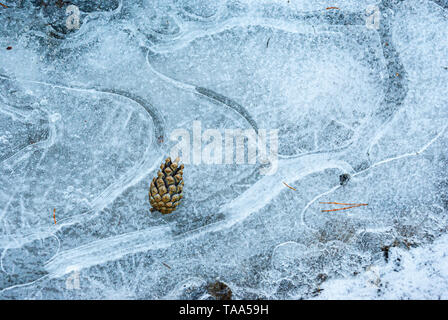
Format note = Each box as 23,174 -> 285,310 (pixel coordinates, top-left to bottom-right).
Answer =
0,0 -> 447,299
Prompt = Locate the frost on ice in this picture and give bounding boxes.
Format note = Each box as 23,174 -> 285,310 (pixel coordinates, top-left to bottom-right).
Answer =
0,0 -> 447,299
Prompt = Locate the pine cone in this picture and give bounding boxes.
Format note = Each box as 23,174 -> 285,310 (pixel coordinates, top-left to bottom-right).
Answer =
149,157 -> 184,214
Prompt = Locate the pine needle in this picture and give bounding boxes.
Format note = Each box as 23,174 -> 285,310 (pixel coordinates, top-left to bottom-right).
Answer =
283,182 -> 297,191
319,202 -> 368,206
321,205 -> 365,212
320,202 -> 368,212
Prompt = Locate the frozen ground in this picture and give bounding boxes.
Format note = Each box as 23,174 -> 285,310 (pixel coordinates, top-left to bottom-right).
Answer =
0,0 -> 447,299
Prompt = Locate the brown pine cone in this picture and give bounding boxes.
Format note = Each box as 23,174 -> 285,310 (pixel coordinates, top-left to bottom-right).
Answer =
149,157 -> 184,214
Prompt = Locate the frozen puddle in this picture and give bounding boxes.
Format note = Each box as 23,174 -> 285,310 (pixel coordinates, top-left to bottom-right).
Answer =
0,0 -> 447,299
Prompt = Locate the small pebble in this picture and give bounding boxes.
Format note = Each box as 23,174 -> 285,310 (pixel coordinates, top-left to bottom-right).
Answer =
339,173 -> 350,186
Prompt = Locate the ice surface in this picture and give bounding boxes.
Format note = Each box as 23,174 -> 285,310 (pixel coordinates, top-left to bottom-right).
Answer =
0,0 -> 447,299
316,232 -> 448,299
